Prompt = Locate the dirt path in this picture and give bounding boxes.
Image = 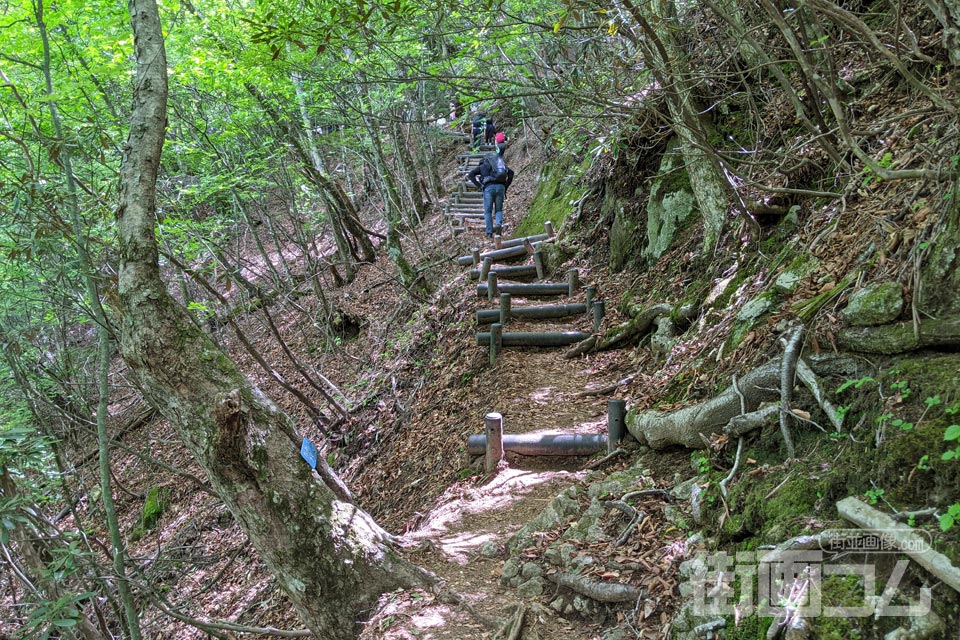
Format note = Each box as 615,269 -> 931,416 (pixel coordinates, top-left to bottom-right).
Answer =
359,237 -> 636,640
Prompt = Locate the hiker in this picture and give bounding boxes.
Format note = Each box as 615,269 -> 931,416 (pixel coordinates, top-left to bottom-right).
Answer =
467,140 -> 514,238
471,113 -> 486,150
484,118 -> 496,145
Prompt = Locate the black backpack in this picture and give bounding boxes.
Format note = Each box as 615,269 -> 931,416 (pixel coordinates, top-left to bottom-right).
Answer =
484,153 -> 509,184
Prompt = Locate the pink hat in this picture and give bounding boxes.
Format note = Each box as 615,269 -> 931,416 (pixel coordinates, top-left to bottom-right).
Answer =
495,131 -> 506,144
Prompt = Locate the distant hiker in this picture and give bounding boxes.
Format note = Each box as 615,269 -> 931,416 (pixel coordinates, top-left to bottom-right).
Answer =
472,113 -> 486,150
468,143 -> 514,238
484,118 -> 496,144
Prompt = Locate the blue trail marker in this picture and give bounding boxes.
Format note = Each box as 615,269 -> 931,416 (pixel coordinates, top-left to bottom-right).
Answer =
300,437 -> 318,470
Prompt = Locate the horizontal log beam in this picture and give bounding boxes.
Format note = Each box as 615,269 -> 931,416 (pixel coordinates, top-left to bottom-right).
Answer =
476,303 -> 587,324
476,331 -> 590,346
458,244 -> 531,266
467,433 -> 607,456
469,265 -> 538,281
477,282 -> 570,297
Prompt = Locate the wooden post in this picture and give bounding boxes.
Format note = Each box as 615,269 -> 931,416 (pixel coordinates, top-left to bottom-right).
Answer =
585,286 -> 597,311
533,250 -> 545,280
494,234 -> 503,249
471,248 -> 481,265
490,323 -> 503,366
487,272 -> 498,302
593,300 -> 605,332
545,221 -> 555,237
567,268 -> 579,296
480,256 -> 493,280
523,238 -> 535,255
484,412 -> 504,473
499,293 -> 512,325
607,399 -> 626,454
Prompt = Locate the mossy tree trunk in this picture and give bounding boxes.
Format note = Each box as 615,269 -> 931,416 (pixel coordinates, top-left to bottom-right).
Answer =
117,3 -> 432,637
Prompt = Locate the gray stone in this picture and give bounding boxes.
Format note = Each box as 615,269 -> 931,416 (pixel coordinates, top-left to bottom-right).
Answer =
663,504 -> 687,527
774,269 -> 804,294
671,476 -> 700,501
516,577 -> 545,598
550,597 -> 565,612
843,282 -> 904,326
559,544 -> 577,563
520,562 -> 543,579
501,558 -> 520,581
736,294 -> 776,323
602,628 -> 631,640
608,191 -> 637,271
543,546 -> 562,566
572,595 -> 594,616
477,541 -> 500,558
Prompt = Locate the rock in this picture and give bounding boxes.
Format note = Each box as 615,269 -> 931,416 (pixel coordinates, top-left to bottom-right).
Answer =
774,269 -> 804,294
521,562 -> 543,579
516,576 -> 545,598
477,541 -> 500,558
559,544 -> 577,563
671,476 -> 700,501
737,293 -> 776,324
663,504 -> 688,527
602,628 -> 631,640
543,546 -> 562,565
550,597 -> 565,612
501,558 -> 520,582
572,594 -> 595,616
843,282 -> 903,326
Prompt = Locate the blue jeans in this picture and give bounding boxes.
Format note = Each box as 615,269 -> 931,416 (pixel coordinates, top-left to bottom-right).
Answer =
483,183 -> 505,236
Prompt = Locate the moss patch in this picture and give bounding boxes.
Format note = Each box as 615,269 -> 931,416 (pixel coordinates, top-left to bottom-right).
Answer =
516,154 -> 589,238
131,485 -> 171,542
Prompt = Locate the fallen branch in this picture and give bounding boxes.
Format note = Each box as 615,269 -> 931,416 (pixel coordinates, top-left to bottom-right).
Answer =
837,497 -> 960,592
546,572 -> 643,603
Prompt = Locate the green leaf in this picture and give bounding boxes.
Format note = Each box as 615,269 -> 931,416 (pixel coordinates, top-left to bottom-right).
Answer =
939,513 -> 955,531
944,424 -> 960,441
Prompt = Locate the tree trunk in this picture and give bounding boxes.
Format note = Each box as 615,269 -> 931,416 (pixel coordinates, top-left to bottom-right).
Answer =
117,3 -> 432,638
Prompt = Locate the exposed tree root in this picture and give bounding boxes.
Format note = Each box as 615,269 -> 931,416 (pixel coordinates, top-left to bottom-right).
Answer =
796,359 -> 844,431
546,572 -> 643,603
723,404 -> 779,437
565,302 -> 696,358
778,325 -> 805,459
494,603 -> 526,640
627,361 -> 782,448
838,317 -> 960,354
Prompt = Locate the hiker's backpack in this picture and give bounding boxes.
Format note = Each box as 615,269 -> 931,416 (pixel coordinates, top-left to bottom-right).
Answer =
484,153 -> 509,184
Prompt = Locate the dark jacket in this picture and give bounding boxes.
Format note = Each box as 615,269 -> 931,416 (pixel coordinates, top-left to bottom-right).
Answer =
468,153 -> 514,190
